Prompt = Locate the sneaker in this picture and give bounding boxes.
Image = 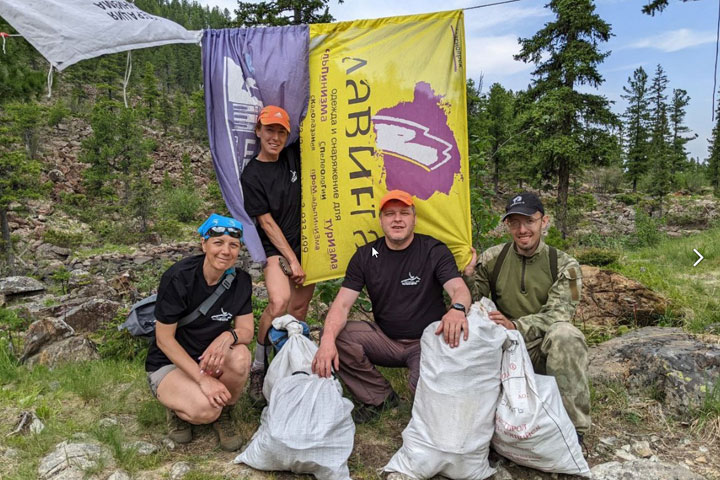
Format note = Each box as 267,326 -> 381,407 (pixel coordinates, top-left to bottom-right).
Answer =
166,408 -> 192,444
213,405 -> 243,451
248,367 -> 266,407
352,390 -> 400,424
577,431 -> 589,457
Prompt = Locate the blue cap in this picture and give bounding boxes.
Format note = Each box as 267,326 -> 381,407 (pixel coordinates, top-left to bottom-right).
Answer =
197,214 -> 243,239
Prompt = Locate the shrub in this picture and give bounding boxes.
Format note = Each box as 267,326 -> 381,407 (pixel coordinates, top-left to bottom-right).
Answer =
588,166 -> 625,194
47,101 -> 70,128
544,226 -> 570,250
43,228 -> 84,248
94,311 -> 148,361
628,208 -> 663,248
616,193 -> 640,206
575,248 -> 619,266
160,187 -> 203,223
675,170 -> 708,194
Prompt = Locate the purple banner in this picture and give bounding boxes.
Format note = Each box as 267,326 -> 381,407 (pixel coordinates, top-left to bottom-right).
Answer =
202,27 -> 309,263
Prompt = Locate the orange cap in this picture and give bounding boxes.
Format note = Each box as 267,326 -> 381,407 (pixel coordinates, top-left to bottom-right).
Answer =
379,190 -> 414,210
258,105 -> 290,132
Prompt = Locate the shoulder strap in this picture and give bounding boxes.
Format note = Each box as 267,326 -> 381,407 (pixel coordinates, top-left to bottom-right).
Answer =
549,246 -> 558,283
177,272 -> 236,329
490,242 -> 512,302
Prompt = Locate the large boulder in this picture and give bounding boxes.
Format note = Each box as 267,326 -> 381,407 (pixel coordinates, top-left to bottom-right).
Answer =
62,298 -> 121,333
576,266 -> 669,327
589,327 -> 720,414
0,276 -> 45,298
21,318 -> 75,361
25,336 -> 100,368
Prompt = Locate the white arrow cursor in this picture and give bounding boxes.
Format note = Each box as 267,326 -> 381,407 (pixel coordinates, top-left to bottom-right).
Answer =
693,249 -> 704,267
371,247 -> 379,258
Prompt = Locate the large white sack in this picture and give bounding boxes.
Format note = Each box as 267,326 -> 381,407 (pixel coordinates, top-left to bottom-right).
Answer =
492,330 -> 590,477
384,299 -> 507,480
235,373 -> 355,480
263,314 -> 318,402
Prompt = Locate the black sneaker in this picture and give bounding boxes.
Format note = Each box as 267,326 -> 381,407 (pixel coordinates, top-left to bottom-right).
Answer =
352,391 -> 400,424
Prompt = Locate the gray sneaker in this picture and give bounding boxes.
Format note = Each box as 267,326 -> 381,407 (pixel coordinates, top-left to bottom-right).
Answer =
166,408 -> 192,444
213,405 -> 243,451
248,367 -> 266,407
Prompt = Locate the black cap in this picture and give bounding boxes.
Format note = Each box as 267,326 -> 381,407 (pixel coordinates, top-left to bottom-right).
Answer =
502,192 -> 544,221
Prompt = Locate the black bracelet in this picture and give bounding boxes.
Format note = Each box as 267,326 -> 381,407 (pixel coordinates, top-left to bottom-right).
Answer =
228,329 -> 239,346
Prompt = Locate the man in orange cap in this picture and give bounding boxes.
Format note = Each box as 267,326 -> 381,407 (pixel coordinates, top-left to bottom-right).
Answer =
312,189 -> 471,423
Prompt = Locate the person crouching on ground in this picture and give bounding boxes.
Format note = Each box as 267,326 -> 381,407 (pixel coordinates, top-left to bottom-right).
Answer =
144,214 -> 253,451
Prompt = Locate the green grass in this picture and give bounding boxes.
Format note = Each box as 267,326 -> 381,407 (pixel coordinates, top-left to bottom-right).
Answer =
607,225 -> 720,332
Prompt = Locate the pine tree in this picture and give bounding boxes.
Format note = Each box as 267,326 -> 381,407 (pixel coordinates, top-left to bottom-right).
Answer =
707,93 -> 720,196
621,67 -> 650,192
668,88 -> 696,176
0,19 -> 45,103
486,83 -> 515,194
234,0 -> 341,26
142,62 -> 161,119
515,0 -> 617,236
648,103 -> 672,215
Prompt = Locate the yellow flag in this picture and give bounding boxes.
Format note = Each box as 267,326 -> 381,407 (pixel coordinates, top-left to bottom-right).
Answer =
300,10 -> 471,284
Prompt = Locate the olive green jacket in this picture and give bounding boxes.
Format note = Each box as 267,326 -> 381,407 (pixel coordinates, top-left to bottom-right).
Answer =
465,241 -> 582,342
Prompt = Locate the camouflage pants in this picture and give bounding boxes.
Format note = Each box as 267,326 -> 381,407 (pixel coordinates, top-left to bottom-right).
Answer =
525,322 -> 591,434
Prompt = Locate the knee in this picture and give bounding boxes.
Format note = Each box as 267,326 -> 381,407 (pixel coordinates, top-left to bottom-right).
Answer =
225,345 -> 251,378
183,405 -> 221,425
288,302 -> 310,321
265,295 -> 290,318
544,323 -> 588,360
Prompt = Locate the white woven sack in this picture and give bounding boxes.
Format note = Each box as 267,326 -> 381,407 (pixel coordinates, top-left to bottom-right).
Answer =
262,314 -> 318,402
234,373 -> 355,480
492,330 -> 590,477
384,299 -> 506,479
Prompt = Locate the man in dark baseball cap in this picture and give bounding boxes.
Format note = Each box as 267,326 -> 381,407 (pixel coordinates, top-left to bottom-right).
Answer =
501,192 -> 545,222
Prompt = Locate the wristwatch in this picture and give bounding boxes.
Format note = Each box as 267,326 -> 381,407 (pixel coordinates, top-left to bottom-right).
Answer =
451,303 -> 467,315
228,329 -> 239,346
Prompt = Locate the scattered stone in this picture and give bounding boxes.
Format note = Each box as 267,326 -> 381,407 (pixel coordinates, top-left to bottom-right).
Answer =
699,446 -> 709,453
576,266 -> 669,327
614,449 -> 637,461
589,327 -> 720,414
3,447 -> 20,459
0,276 -> 45,297
631,440 -> 653,458
21,318 -> 75,361
7,411 -> 44,436
62,298 -> 121,333
695,456 -> 707,464
48,169 -> 65,183
37,441 -> 113,479
107,471 -> 131,480
25,335 -> 100,368
161,438 -> 176,450
133,256 -> 153,265
599,436 -> 617,446
98,417 -> 118,429
491,465 -> 513,480
67,269 -> 92,290
591,459 -> 706,479
126,441 -> 158,456
170,461 -> 192,479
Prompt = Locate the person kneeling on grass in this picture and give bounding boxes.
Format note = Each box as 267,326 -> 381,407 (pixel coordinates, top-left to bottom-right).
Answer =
144,214 -> 254,451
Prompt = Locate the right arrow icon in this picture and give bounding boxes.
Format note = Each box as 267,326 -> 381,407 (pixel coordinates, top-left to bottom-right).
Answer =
693,249 -> 704,267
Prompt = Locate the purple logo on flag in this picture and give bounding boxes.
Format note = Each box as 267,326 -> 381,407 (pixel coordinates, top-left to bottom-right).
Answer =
372,82 -> 460,200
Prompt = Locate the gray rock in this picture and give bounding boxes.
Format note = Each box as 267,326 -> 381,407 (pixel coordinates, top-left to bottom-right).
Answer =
161,438 -> 176,450
125,441 -> 158,456
25,336 -> 100,368
3,447 -> 21,459
133,256 -> 152,265
0,276 -> 45,296
615,449 -> 637,461
48,169 -> 65,183
591,459 -> 706,479
36,243 -> 71,260
632,440 -> 653,458
37,441 -> 112,479
170,461 -> 192,479
589,327 -> 720,414
62,298 -> 121,333
98,417 -> 118,429
107,471 -> 131,480
21,318 -> 75,361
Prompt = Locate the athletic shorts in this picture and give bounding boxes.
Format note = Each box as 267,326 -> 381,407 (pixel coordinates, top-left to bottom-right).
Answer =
146,364 -> 176,398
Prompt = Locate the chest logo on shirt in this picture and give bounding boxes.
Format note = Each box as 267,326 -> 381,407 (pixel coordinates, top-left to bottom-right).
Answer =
400,272 -> 421,286
211,309 -> 233,322
290,170 -> 298,183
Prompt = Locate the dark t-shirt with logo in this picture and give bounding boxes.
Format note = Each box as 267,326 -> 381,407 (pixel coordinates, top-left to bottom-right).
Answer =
241,141 -> 301,258
342,233 -> 460,339
145,254 -> 252,372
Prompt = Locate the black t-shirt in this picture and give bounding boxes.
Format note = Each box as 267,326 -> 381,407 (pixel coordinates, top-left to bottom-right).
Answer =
342,234 -> 460,339
241,141 -> 301,257
145,254 -> 253,372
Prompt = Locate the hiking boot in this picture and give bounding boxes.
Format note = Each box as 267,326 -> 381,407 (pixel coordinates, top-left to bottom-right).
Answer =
213,405 -> 243,451
577,431 -> 589,457
166,408 -> 192,444
352,390 -> 400,424
248,367 -> 267,407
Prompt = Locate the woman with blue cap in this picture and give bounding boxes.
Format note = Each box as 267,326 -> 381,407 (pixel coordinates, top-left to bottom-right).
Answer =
144,213 -> 253,451
241,105 -> 315,405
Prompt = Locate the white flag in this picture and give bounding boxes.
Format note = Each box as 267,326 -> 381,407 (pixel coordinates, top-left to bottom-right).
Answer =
0,0 -> 201,70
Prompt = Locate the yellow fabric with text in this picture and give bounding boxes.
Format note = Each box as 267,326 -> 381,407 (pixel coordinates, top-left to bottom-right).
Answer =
300,10 -> 471,284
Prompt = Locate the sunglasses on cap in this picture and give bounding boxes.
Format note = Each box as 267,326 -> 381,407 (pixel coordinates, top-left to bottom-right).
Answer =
206,226 -> 242,239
